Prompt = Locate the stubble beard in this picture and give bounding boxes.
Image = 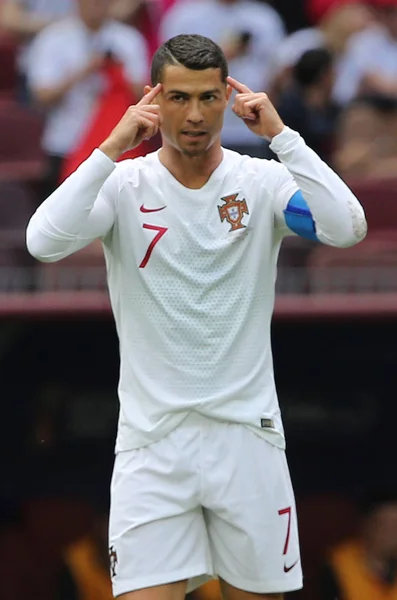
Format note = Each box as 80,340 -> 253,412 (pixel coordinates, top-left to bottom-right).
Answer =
181,147 -> 207,158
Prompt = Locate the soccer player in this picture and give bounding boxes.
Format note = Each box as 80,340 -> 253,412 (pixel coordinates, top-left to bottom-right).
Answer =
26,34 -> 367,600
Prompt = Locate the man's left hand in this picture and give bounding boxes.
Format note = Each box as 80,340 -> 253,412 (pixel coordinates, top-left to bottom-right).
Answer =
227,76 -> 285,140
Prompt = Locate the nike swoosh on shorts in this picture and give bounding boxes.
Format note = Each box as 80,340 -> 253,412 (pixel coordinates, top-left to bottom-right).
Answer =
284,559 -> 300,573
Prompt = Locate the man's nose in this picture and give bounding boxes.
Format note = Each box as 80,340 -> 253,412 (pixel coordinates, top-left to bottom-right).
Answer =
186,101 -> 204,123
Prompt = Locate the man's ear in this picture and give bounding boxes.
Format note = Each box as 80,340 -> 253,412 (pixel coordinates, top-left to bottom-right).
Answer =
226,84 -> 233,103
144,84 -> 152,95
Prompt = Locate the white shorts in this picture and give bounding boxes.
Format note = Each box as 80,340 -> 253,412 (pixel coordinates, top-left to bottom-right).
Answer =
109,413 -> 302,597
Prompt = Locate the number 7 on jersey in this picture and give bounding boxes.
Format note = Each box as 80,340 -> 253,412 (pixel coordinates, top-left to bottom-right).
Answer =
139,223 -> 168,268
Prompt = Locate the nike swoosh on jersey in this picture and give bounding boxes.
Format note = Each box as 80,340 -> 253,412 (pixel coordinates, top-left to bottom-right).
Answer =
284,559 -> 300,573
140,205 -> 166,213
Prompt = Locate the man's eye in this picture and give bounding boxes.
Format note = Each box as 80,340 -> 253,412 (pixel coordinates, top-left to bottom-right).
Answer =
203,95 -> 216,102
171,95 -> 186,102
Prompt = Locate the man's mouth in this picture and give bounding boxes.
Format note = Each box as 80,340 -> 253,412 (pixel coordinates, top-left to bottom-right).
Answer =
181,131 -> 207,138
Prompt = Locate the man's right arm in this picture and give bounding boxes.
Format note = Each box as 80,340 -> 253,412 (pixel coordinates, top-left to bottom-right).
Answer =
26,150 -> 117,262
27,83 -> 163,263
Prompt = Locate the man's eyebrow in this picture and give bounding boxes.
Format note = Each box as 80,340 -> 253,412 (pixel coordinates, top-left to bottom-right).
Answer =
200,88 -> 222,96
165,88 -> 222,96
165,90 -> 190,96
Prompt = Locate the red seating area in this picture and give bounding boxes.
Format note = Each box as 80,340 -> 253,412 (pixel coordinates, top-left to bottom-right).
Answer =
37,239 -> 107,291
0,181 -> 38,266
0,99 -> 45,183
0,33 -> 18,99
350,177 -> 397,233
0,31 -> 45,178
0,32 -> 46,274
304,178 -> 397,293
307,231 -> 397,293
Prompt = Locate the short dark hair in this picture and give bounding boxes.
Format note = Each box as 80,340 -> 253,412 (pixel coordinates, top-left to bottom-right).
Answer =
293,48 -> 333,87
151,34 -> 228,85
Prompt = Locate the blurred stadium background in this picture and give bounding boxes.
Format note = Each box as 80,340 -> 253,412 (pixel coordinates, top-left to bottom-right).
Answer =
0,0 -> 396,599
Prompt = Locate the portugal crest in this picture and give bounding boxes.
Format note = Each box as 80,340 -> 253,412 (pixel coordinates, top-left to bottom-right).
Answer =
218,193 -> 249,232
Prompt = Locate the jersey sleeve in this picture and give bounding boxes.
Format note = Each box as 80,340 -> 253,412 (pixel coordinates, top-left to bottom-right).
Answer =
272,163 -> 301,238
26,149 -> 118,262
272,163 -> 319,241
270,127 -> 367,247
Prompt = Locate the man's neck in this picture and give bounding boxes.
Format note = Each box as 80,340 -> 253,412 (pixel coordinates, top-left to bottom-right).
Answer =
158,143 -> 224,190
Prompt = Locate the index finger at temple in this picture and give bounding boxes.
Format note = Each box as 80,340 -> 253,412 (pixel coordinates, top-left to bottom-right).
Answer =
138,83 -> 162,106
227,76 -> 252,94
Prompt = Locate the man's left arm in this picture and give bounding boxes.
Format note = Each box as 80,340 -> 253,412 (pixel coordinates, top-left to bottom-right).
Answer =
227,76 -> 367,248
270,126 -> 367,247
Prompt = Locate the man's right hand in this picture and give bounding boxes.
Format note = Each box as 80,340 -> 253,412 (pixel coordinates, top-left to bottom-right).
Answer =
99,84 -> 163,161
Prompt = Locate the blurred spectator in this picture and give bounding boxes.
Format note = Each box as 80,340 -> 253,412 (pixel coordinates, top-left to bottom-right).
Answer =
109,1 -> 197,58
305,0 -> 369,23
159,0 -> 286,157
274,48 -> 339,164
270,1 -> 374,101
334,0 -> 397,105
109,0 -> 145,21
321,488 -> 397,599
56,504 -> 112,600
110,0 -> 166,58
26,0 -> 149,197
0,0 -> 76,103
333,94 -> 397,178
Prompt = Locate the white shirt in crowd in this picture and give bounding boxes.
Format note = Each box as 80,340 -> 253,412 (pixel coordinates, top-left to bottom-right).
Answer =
160,0 -> 286,149
26,127 -> 367,452
27,16 -> 149,157
333,25 -> 397,105
9,0 -> 76,73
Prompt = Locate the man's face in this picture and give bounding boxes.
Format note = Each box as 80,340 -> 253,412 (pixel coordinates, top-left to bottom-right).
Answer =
153,65 -> 232,157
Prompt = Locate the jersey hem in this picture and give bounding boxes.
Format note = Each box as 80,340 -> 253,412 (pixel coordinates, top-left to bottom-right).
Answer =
115,414 -> 286,453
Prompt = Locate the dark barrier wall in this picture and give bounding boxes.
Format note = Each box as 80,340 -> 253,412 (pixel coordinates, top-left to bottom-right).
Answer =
1,316 -> 394,496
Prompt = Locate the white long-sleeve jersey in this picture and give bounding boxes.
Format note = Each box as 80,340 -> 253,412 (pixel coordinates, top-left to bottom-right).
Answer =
26,127 -> 367,451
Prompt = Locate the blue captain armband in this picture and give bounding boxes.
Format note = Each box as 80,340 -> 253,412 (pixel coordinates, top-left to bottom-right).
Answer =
283,190 -> 319,242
